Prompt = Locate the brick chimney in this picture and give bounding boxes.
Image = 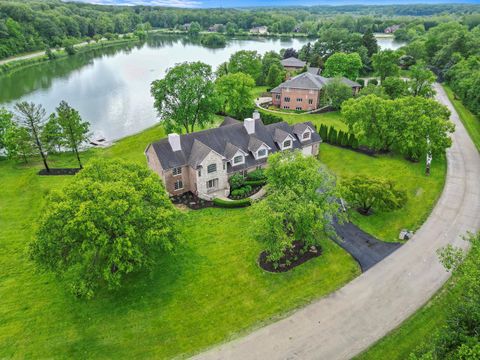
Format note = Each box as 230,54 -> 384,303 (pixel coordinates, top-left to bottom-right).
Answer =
244,118 -> 255,134
168,133 -> 181,152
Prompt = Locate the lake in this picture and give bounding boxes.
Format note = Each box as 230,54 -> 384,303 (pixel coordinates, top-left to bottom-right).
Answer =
0,34 -> 404,140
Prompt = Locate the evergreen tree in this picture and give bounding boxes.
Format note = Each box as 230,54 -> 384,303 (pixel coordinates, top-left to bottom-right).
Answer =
341,131 -> 349,147
328,127 -> 338,144
362,28 -> 378,58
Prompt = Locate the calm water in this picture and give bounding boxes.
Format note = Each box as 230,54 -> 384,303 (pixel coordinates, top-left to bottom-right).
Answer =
0,35 -> 404,140
374,35 -> 406,50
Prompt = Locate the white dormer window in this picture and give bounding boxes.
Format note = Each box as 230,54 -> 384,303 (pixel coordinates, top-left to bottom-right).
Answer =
233,155 -> 244,165
303,131 -> 311,140
283,139 -> 292,149
257,149 -> 267,158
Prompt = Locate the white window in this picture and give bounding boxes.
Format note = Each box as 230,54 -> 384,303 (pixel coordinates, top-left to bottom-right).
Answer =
283,140 -> 292,148
233,155 -> 243,165
174,180 -> 183,191
303,131 -> 311,140
257,149 -> 267,158
207,178 -> 218,189
172,167 -> 182,176
207,163 -> 217,173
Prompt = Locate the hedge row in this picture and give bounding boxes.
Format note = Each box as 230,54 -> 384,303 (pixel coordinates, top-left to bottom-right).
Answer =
213,198 -> 252,208
318,124 -> 359,149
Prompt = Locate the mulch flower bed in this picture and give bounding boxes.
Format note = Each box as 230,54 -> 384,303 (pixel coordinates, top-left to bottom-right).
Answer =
258,241 -> 322,273
38,168 -> 81,176
171,191 -> 214,210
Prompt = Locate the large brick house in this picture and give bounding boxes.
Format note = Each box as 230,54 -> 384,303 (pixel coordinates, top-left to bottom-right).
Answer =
145,111 -> 321,199
271,72 -> 361,111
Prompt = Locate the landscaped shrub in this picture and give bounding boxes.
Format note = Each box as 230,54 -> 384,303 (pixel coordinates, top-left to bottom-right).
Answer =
247,168 -> 266,181
229,173 -> 245,190
369,79 -> 378,86
245,179 -> 266,187
231,185 -> 252,198
213,198 -> 252,208
321,124 -> 329,142
341,131 -> 349,147
337,130 -> 345,146
349,133 -> 359,149
328,127 -> 338,144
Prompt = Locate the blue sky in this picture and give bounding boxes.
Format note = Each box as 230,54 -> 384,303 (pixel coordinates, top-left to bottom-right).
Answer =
64,0 -> 480,8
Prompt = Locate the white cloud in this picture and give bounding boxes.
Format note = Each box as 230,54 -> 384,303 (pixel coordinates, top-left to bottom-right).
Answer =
63,0 -> 202,8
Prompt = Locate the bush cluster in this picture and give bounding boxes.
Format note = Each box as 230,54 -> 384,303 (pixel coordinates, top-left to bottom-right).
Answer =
231,185 -> 252,198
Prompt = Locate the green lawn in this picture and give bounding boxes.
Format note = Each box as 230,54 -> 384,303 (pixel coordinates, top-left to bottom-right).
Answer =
283,112 -> 445,242
0,123 -> 360,359
355,89 -> 476,359
444,84 -> 480,152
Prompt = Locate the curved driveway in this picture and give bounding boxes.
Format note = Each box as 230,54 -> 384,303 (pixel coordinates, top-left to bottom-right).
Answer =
193,84 -> 480,360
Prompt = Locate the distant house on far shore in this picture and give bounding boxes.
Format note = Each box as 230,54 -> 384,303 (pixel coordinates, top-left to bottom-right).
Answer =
180,23 -> 191,31
208,24 -> 223,32
250,26 -> 268,34
384,25 -> 401,34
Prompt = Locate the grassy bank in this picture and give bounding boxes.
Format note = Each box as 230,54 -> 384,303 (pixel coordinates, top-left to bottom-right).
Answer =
0,122 -> 360,359
444,84 -> 480,152
0,37 -> 140,76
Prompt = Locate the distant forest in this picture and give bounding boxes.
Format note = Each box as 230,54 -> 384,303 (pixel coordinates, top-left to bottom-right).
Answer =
1,0 -> 480,59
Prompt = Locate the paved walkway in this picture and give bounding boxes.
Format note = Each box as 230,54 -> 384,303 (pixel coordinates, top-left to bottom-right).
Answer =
333,221 -> 402,272
192,84 -> 480,360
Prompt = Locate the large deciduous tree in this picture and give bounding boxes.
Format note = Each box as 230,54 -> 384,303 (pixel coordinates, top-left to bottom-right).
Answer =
393,96 -> 453,162
372,50 -> 400,81
341,176 -> 406,215
321,78 -> 354,110
323,52 -> 363,80
362,28 -> 378,58
151,62 -> 218,133
253,151 -> 340,264
54,101 -> 90,168
341,95 -> 396,152
381,77 -> 409,99
13,101 -> 50,172
227,50 -> 262,84
408,62 -> 436,98
29,159 -> 181,299
215,72 -> 255,118
3,122 -> 35,163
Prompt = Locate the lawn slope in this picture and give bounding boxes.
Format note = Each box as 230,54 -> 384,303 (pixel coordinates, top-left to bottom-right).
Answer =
0,124 -> 359,359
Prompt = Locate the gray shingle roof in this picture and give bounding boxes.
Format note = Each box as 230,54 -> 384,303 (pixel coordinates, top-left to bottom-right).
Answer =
307,66 -> 321,75
281,57 -> 306,68
271,72 -> 361,93
273,127 -> 292,144
149,116 -> 322,172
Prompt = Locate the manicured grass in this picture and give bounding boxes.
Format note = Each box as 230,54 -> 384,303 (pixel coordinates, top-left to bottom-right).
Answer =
0,123 -> 360,359
444,84 -> 480,152
280,111 -> 445,242
319,144 -> 446,242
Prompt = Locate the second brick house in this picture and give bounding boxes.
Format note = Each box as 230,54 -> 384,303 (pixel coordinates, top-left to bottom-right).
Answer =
271,72 -> 361,111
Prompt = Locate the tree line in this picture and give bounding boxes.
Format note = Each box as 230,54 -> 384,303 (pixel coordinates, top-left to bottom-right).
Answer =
1,0 -> 479,59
